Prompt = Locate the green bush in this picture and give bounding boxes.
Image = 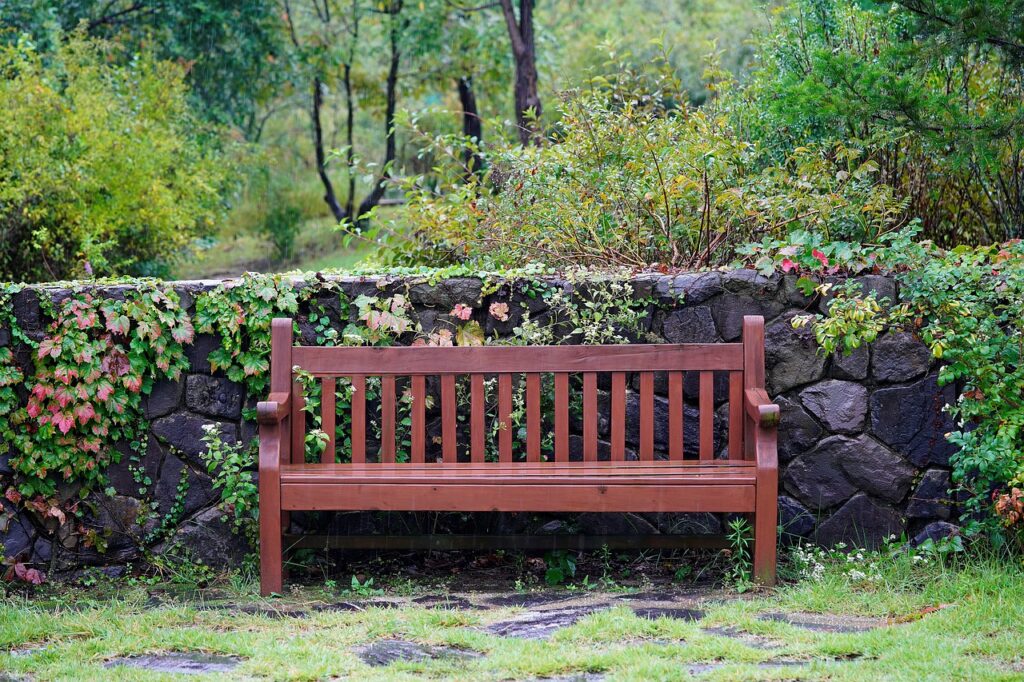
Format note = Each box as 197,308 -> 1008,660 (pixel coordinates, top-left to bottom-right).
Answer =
0,34 -> 235,282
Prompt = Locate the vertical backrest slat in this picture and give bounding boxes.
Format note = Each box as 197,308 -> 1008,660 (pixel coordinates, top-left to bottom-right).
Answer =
351,374 -> 366,463
498,373 -> 513,462
381,375 -> 396,463
269,319 -> 293,463
410,375 -> 426,463
699,371 -> 713,460
639,372 -> 654,460
610,372 -> 626,460
526,373 -> 541,462
742,316 -> 766,459
321,377 -> 336,464
668,371 -> 684,460
583,372 -> 598,461
290,378 -> 305,463
554,373 -> 569,462
470,374 -> 485,463
728,370 -> 743,460
442,374 -> 457,463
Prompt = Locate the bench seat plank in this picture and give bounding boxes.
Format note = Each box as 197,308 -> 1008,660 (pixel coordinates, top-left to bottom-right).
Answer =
280,482 -> 756,513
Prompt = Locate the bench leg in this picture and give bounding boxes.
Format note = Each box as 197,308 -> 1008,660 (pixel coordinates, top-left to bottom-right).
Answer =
259,427 -> 284,596
753,487 -> 777,586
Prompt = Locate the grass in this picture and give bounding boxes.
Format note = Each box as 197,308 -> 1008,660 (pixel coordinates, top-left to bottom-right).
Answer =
2,546 -> 1023,681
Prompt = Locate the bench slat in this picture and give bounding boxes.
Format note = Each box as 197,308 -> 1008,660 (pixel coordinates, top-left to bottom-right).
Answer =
351,375 -> 365,463
381,376 -> 396,463
611,372 -> 626,460
583,372 -> 598,461
498,373 -> 513,462
292,343 -> 743,375
699,371 -> 713,460
321,377 -> 335,464
411,375 -> 425,463
728,370 -> 743,460
526,373 -> 541,462
554,373 -> 569,462
442,374 -> 457,463
471,374 -> 485,463
281,482 -> 757,513
291,378 -> 304,464
639,372 -> 654,460
669,371 -> 684,460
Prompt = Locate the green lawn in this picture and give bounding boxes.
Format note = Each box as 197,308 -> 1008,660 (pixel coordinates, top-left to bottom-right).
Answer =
2,547 -> 1022,681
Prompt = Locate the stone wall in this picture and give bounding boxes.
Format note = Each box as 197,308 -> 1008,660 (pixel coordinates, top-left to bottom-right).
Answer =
0,272 -> 958,577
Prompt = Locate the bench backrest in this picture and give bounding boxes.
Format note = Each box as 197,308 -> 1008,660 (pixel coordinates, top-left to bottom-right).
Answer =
268,315 -> 766,465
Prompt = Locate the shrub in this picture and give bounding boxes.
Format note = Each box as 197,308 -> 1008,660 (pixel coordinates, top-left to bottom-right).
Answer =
0,33 -> 235,282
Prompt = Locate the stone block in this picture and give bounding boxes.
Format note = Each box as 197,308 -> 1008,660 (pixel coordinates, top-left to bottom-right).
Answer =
815,493 -> 904,549
185,375 -> 245,420
870,373 -> 956,466
799,380 -> 867,434
871,332 -> 931,383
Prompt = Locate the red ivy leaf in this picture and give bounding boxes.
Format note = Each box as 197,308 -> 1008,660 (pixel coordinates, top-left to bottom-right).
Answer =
13,563 -> 45,585
53,411 -> 75,434
4,487 -> 21,505
74,403 -> 96,423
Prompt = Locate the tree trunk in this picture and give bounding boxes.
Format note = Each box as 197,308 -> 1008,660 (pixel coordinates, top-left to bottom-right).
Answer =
457,75 -> 484,176
312,77 -> 346,222
356,0 -> 403,221
499,0 -> 542,145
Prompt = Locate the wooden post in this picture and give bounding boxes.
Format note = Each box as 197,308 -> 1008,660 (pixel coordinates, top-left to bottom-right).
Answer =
259,318 -> 292,596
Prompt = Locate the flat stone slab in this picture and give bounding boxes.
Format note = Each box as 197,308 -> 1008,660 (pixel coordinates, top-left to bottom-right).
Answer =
486,605 -> 605,639
355,640 -> 480,667
412,594 -> 481,610
632,607 -> 705,621
485,592 -> 575,608
702,626 -> 781,650
687,660 -> 808,676
104,653 -> 241,674
757,611 -> 887,633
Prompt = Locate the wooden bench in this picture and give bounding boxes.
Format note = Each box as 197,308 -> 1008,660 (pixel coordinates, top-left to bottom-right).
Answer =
257,315 -> 779,595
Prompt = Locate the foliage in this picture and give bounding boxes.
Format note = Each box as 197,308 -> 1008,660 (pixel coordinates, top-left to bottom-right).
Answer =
739,0 -> 1024,245
725,517 -> 753,592
4,285 -> 193,497
199,425 -> 259,544
0,35 -> 234,282
542,550 -> 577,586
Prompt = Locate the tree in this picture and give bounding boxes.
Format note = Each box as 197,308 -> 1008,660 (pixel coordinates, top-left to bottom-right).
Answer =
0,35 -> 233,281
499,0 -> 542,145
0,0 -> 285,139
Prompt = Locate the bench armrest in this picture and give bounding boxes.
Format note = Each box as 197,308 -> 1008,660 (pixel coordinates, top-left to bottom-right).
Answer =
257,392 -> 291,424
744,388 -> 780,428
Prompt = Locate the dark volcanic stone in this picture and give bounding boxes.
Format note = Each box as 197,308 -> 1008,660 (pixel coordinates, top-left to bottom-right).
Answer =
799,380 -> 867,434
11,289 -> 42,339
184,333 -> 220,373
486,606 -> 604,639
775,397 -> 823,462
576,512 -> 659,536
830,346 -> 869,381
485,592 -> 574,608
757,611 -> 884,633
870,373 -> 957,466
765,312 -> 827,394
356,640 -> 480,667
151,412 -> 237,462
711,294 -> 783,342
783,437 -> 858,510
157,506 -> 251,568
778,496 -> 815,538
625,393 -> 712,457
815,493 -> 904,549
185,375 -> 245,420
906,469 -> 952,520
105,653 -> 240,674
0,507 -> 34,560
144,379 -> 183,419
837,435 -> 917,503
662,306 -> 719,344
631,607 -> 704,621
911,521 -> 959,546
656,272 -> 723,305
871,332 -> 931,383
154,452 -> 216,517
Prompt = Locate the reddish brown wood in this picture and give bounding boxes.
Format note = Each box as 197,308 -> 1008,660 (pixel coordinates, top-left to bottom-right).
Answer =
293,343 -> 743,375
381,375 -> 396,463
470,374 -> 485,463
498,373 -> 513,462
350,375 -> 366,464
411,375 -> 425,464
668,371 -> 684,460
728,371 -> 743,460
442,374 -> 457,463
554,373 -> 569,461
526,373 -> 541,462
699,371 -> 713,460
583,372 -> 598,461
611,372 -> 626,460
281,483 -> 757,513
290,378 -> 305,464
321,377 -> 336,464
743,316 -> 766,459
639,372 -> 654,460
258,421 -> 283,595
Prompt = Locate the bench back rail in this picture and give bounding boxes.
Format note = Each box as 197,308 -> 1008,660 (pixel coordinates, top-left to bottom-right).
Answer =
258,317 -> 768,466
